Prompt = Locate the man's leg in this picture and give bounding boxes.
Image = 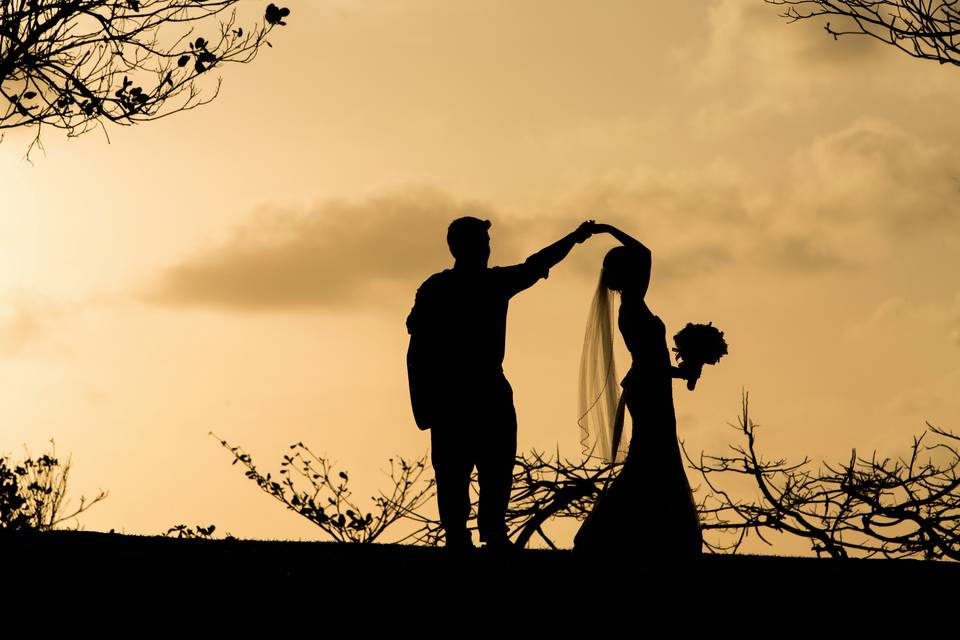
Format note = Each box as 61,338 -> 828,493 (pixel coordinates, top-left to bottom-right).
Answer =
476,378 -> 518,544
430,425 -> 474,548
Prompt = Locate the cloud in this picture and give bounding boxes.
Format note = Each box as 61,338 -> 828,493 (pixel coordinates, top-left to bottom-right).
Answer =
146,187 -> 514,311
886,367 -> 960,428
842,294 -> 960,359
0,305 -> 45,356
657,244 -> 735,281
678,0 -> 945,157
0,293 -> 73,357
148,178 -> 766,313
554,170 -> 753,276
695,1 -> 889,88
951,293 -> 960,347
556,168 -> 856,278
147,113 -> 958,314
755,233 -> 858,273
798,120 -> 960,234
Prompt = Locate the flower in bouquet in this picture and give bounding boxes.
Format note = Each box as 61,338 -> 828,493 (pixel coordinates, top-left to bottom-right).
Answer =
672,322 -> 728,390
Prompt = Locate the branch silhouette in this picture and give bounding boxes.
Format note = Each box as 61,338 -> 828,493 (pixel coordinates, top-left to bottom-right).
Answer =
213,432 -> 435,544
213,395 -> 958,558
0,1 -> 290,158
684,392 -> 960,559
399,451 -> 619,548
767,1 -> 960,68
0,439 -> 108,533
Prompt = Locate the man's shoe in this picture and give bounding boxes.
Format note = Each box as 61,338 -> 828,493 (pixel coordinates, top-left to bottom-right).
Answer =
481,535 -> 516,552
443,534 -> 476,552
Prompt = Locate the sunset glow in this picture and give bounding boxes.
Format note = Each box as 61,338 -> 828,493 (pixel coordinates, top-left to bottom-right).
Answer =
2,1 -> 958,552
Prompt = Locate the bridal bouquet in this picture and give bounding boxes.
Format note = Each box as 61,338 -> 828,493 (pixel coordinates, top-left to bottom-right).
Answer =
672,322 -> 728,390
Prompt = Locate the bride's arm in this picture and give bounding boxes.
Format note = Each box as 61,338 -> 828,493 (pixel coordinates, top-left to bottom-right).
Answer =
671,363 -> 703,391
592,223 -> 649,254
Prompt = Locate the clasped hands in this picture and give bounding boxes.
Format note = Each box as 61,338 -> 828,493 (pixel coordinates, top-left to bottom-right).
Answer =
573,219 -> 612,243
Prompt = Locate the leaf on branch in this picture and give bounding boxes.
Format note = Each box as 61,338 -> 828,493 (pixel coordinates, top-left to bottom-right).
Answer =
23,92 -> 37,100
178,55 -> 190,68
265,4 -> 291,26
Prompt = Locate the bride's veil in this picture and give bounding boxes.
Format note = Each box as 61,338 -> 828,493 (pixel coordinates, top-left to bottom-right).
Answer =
578,276 -> 627,463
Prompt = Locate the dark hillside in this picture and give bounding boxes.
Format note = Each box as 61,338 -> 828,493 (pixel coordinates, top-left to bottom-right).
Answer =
5,530 -> 957,609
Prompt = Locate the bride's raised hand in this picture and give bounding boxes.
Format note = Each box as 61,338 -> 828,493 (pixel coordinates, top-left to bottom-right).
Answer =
573,219 -> 597,243
588,222 -> 623,236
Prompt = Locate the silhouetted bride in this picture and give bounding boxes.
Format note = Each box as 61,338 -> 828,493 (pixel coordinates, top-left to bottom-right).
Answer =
574,223 -> 725,559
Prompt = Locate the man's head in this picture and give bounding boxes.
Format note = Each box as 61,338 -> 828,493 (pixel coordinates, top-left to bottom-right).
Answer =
447,216 -> 491,269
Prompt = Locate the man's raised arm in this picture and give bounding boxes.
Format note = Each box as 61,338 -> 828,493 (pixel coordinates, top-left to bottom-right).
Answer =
523,220 -> 594,277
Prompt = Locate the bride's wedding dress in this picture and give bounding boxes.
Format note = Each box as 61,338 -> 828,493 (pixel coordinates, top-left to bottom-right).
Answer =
574,288 -> 702,558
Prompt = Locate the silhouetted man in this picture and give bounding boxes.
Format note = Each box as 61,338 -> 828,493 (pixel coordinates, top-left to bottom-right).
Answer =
406,217 -> 593,549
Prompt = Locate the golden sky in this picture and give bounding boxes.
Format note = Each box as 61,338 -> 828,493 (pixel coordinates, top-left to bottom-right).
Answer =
1,1 -> 958,551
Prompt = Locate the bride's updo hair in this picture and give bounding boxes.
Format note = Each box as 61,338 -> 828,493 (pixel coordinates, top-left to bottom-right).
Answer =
600,245 -> 651,296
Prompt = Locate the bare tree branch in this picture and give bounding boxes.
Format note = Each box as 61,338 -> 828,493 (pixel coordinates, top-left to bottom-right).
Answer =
398,449 -> 620,549
213,394 -> 957,560
684,392 -> 960,560
766,0 -> 960,67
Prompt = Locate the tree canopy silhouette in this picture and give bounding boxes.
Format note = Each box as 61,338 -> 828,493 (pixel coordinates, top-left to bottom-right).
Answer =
0,1 -> 290,155
0,439 -> 107,533
767,0 -> 960,68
